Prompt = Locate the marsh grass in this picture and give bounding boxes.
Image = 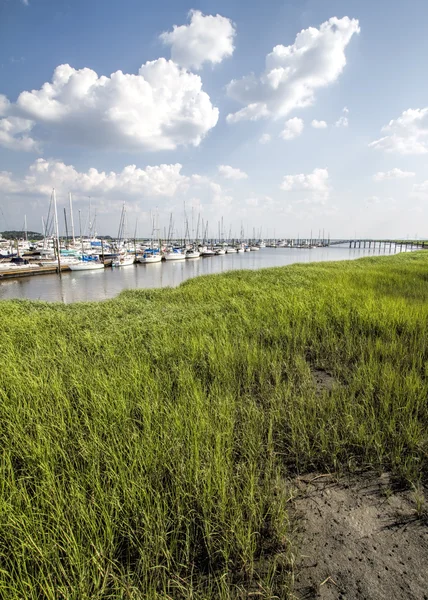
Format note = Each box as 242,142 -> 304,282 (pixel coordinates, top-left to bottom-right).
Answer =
0,251 -> 427,598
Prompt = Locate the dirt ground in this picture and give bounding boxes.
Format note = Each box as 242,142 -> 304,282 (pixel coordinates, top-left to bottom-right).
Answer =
291,472 -> 428,600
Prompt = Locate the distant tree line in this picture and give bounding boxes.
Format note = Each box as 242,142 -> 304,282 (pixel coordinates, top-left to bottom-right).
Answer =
0,231 -> 43,240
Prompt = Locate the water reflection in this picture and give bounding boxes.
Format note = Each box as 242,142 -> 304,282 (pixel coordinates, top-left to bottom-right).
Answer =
0,245 -> 407,303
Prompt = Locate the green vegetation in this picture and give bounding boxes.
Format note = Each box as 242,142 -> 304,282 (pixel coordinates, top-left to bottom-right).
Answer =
0,231 -> 43,241
1,252 -> 427,598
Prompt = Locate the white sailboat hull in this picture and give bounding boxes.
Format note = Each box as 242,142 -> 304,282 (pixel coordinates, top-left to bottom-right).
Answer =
164,252 -> 185,261
69,261 -> 104,271
138,254 -> 162,264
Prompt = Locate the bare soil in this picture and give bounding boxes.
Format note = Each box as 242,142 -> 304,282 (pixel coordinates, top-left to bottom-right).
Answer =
291,472 -> 428,600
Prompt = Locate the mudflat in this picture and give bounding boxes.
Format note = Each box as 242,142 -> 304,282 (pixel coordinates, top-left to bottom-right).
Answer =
293,473 -> 428,600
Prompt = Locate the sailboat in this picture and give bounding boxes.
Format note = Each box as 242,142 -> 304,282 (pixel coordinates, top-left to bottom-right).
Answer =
111,203 -> 135,267
69,207 -> 104,271
138,211 -> 162,263
162,213 -> 186,260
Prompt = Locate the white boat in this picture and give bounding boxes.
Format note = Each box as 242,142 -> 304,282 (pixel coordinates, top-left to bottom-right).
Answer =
244,247 -> 251,252
250,246 -> 260,251
112,254 -> 135,267
69,259 -> 104,271
163,249 -> 185,261
200,246 -> 216,256
226,247 -> 236,254
185,249 -> 200,259
258,241 -> 266,248
137,252 -> 162,264
215,248 -> 225,255
236,246 -> 245,253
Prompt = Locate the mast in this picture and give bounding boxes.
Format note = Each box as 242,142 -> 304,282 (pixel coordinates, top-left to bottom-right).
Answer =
52,188 -> 61,276
64,207 -> 69,248
78,209 -> 84,255
24,215 -> 27,242
69,192 -> 75,245
41,216 -> 46,249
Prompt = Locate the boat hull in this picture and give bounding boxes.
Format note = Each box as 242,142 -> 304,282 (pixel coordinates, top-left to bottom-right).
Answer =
69,262 -> 104,271
138,254 -> 162,264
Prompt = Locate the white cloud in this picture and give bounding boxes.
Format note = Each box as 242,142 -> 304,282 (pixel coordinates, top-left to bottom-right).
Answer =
0,159 -> 190,198
0,117 -> 39,151
218,165 -> 248,180
280,167 -> 330,201
226,16 -> 359,123
370,108 -> 428,155
280,117 -> 304,140
22,0 -> 29,5
259,133 -> 271,144
311,119 -> 327,129
335,107 -> 349,127
160,10 -> 235,70
373,168 -> 416,181
335,116 -> 348,127
0,60 -> 219,152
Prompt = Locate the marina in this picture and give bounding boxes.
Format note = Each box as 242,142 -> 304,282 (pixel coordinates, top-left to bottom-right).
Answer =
0,244 -> 411,303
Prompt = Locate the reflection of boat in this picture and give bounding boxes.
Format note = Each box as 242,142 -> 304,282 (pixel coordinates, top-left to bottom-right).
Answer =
112,254 -> 135,267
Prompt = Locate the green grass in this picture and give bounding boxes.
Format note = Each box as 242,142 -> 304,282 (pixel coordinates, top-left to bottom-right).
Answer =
0,251 -> 427,598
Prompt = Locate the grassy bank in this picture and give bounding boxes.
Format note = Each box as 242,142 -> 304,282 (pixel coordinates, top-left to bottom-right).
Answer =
1,252 -> 427,598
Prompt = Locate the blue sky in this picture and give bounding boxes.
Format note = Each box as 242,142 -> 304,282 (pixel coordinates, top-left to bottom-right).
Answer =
1,0 -> 428,238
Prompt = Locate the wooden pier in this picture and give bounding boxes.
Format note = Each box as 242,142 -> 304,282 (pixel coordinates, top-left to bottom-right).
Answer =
0,264 -> 70,280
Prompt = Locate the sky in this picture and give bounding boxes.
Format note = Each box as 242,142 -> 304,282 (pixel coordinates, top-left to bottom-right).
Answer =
1,0 -> 428,239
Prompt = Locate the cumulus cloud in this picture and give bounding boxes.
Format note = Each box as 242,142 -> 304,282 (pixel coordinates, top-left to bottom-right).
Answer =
373,168 -> 415,181
370,108 -> 428,154
0,159 -> 190,198
160,10 -> 235,70
226,17 -> 359,123
218,165 -> 248,180
259,133 -> 271,144
280,167 -> 330,201
0,116 -> 39,151
0,60 -> 219,152
311,119 -> 327,129
280,117 -> 304,140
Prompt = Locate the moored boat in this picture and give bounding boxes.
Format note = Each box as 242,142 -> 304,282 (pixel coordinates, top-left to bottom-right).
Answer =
137,251 -> 162,264
112,254 -> 135,267
69,257 -> 105,271
163,248 -> 186,260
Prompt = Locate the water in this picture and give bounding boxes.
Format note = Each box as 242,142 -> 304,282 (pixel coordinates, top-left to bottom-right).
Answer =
0,245 -> 405,303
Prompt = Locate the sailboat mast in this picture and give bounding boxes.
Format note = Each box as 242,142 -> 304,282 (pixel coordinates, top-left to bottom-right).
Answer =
79,209 -> 84,255
69,192 -> 75,245
52,189 -> 61,276
24,215 -> 27,242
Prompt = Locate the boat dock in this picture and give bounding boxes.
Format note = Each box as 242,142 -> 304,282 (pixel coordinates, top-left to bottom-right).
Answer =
0,264 -> 71,280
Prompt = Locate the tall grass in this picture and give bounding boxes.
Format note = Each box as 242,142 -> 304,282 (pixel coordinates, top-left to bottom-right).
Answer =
0,251 -> 427,598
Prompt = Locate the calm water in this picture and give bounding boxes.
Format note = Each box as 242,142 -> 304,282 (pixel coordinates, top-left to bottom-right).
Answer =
0,245 -> 405,303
